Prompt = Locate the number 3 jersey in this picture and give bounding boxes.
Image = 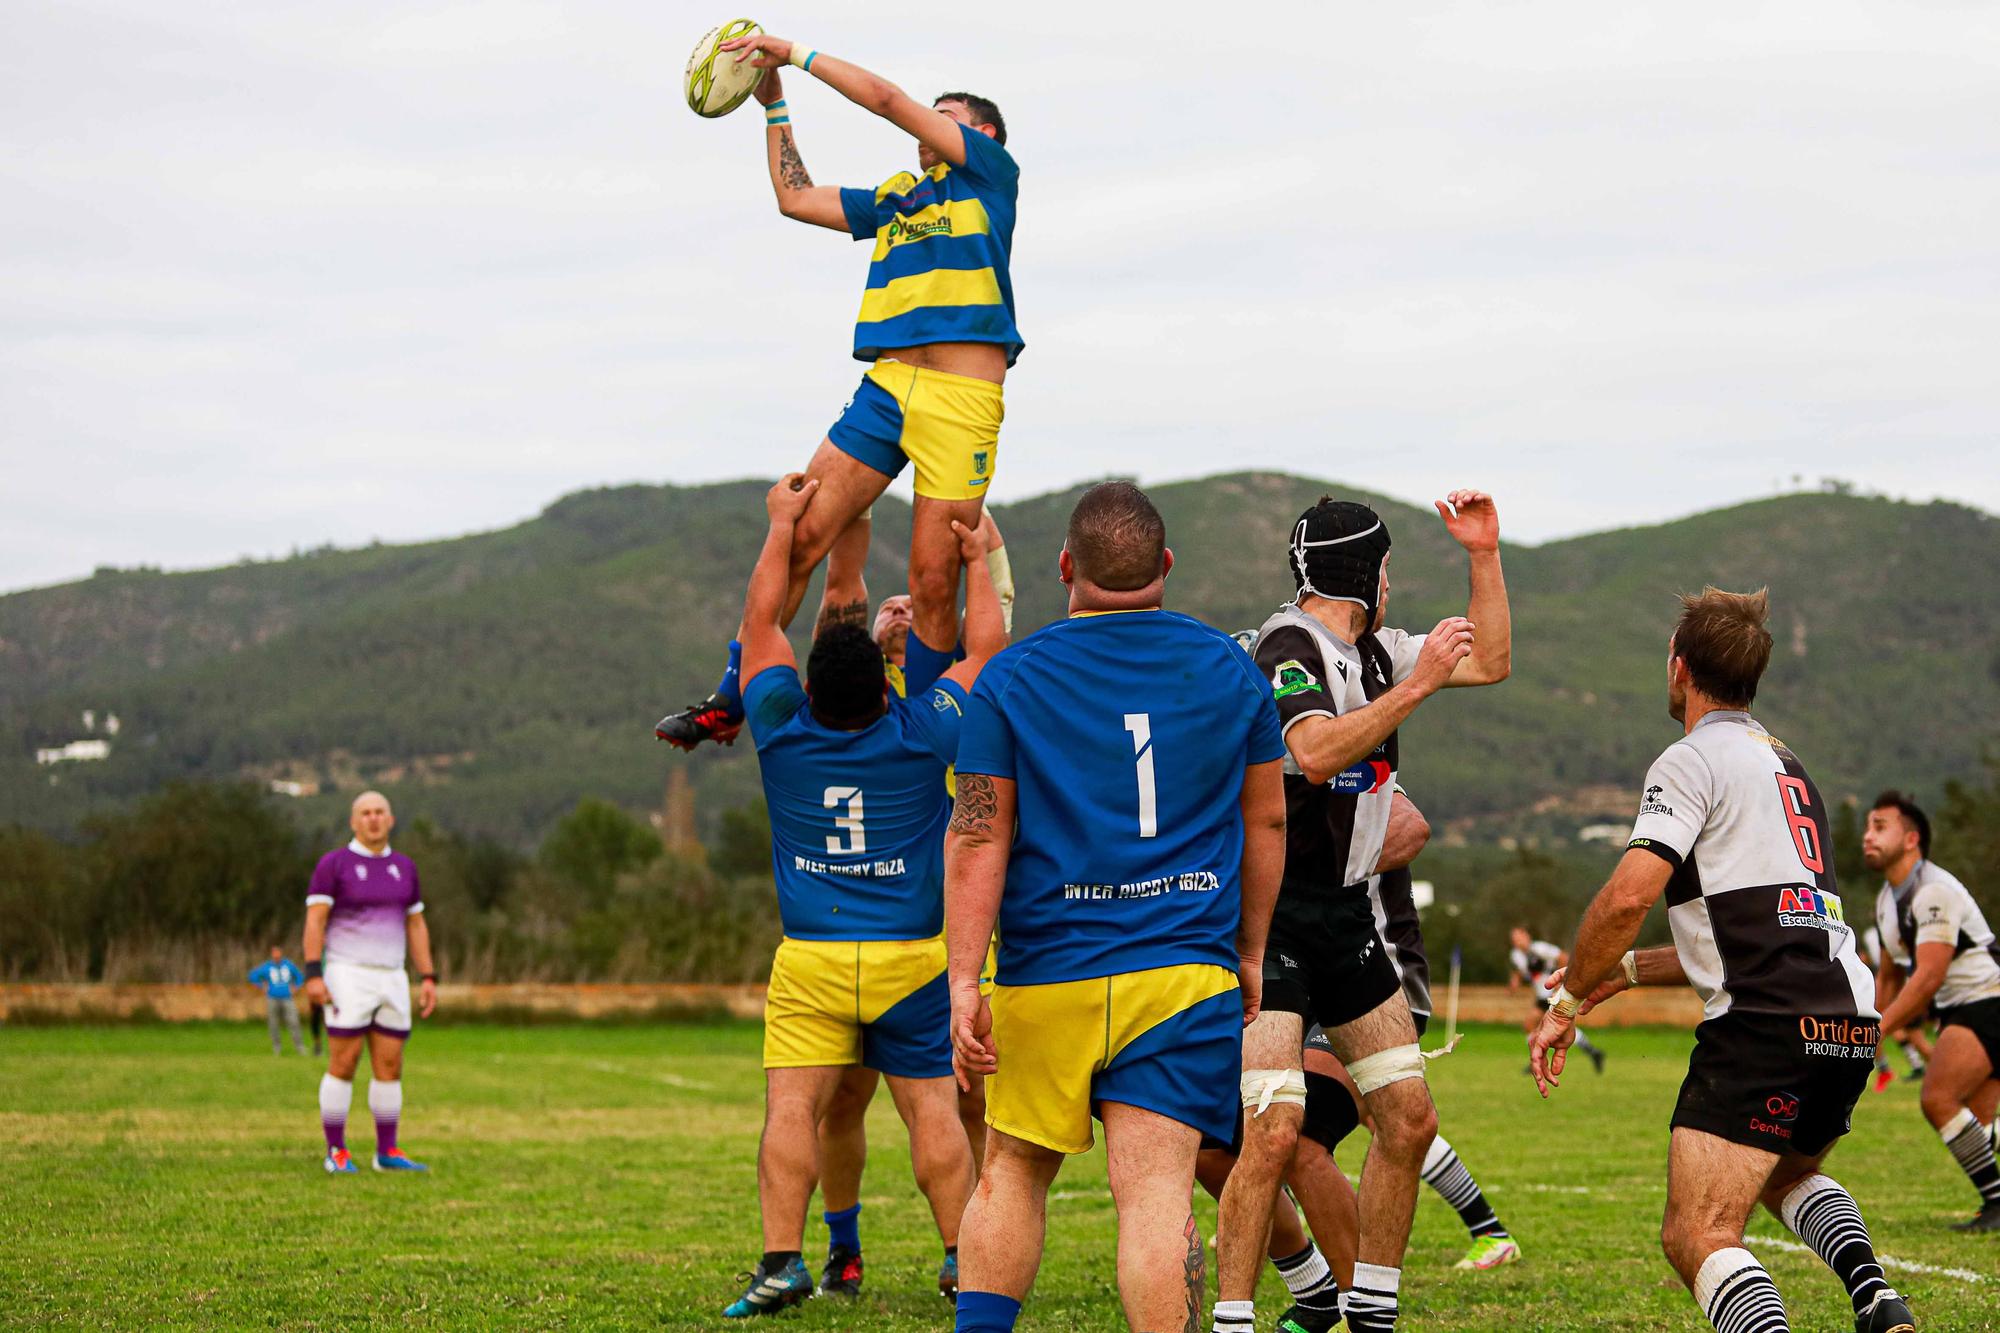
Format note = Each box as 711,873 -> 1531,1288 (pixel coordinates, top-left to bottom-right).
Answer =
955,610 -> 1285,987
745,665 -> 966,942
1628,710 -> 1876,1022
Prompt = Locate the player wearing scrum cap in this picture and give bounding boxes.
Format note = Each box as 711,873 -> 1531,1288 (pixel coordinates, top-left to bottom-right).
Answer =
1533,589 -> 1913,1333
1863,790 -> 2000,1231
657,30 -> 1021,753
1213,492 -> 1510,1333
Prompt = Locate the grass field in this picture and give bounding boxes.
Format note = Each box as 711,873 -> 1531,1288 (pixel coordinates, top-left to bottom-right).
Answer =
2,1021 -> 1993,1330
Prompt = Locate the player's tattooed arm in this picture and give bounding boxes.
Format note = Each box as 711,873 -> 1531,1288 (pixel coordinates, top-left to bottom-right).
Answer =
1180,1214 -> 1203,1333
949,773 -> 999,838
764,122 -> 848,230
813,596 -> 867,640
777,127 -> 813,189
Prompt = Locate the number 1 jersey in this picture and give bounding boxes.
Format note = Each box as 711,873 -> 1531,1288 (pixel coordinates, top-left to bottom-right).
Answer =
955,610 -> 1285,987
745,665 -> 965,942
1628,709 -> 1876,1021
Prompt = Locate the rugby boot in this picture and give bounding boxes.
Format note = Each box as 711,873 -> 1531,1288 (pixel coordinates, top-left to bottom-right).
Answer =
937,1251 -> 958,1298
1588,1046 -> 1606,1074
322,1147 -> 357,1174
655,693 -> 743,750
1871,1063 -> 1896,1094
817,1247 -> 863,1297
723,1257 -> 813,1318
1948,1199 -> 2000,1232
374,1148 -> 429,1172
1856,1291 -> 1917,1333
1454,1234 -> 1522,1270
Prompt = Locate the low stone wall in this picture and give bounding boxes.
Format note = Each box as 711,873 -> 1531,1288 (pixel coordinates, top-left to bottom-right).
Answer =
0,982 -> 1700,1027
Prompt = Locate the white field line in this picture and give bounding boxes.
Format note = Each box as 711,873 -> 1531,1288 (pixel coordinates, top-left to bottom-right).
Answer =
1517,1183 -> 1596,1195
1746,1233 -> 1988,1285
582,1059 -> 713,1091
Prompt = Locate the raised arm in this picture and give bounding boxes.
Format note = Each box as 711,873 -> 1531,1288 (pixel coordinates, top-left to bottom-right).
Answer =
724,34 -> 973,167
749,69 -> 848,231
941,514 -> 1006,693
1283,620 -> 1473,782
739,475 -> 822,683
1434,490 -> 1510,687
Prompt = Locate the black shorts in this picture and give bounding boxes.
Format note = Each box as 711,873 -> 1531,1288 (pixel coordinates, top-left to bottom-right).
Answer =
1264,888 -> 1403,1031
1671,1013 -> 1874,1157
1938,997 -> 2000,1070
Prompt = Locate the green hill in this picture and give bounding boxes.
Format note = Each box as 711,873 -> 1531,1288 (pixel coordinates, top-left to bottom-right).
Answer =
4,474 -> 1994,844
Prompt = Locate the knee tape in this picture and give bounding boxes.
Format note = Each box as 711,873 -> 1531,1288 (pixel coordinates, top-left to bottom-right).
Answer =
1346,1043 -> 1426,1095
1241,1068 -> 1308,1117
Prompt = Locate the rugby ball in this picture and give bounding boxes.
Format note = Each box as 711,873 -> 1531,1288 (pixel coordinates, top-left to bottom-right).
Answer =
685,20 -> 764,119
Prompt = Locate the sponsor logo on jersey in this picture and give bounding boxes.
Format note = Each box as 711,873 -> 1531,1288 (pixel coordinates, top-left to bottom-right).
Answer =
1332,759 -> 1393,794
388,864 -> 401,880
1777,885 -> 1846,930
355,864 -> 369,881
886,214 -> 954,243
1639,784 -> 1674,817
1764,1092 -> 1801,1123
1271,660 -> 1322,700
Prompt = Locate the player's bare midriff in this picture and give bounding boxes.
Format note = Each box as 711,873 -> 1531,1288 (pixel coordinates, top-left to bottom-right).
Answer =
877,341 -> 1007,385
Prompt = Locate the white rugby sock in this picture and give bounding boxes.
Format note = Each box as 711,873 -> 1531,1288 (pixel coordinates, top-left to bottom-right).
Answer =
1421,1134 -> 1507,1238
1778,1174 -> 1894,1317
1941,1107 -> 2000,1204
1342,1262 -> 1400,1332
1273,1242 -> 1339,1314
1210,1298 -> 1253,1333
319,1073 -> 352,1151
1693,1247 -> 1789,1333
369,1078 -> 403,1153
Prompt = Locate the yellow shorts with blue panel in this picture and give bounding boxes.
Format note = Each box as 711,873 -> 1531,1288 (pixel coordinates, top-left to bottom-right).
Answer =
828,359 -> 1002,501
985,962 -> 1242,1154
763,935 -> 952,1079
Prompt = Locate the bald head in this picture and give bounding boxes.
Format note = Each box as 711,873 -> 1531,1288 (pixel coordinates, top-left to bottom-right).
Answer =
350,790 -> 395,852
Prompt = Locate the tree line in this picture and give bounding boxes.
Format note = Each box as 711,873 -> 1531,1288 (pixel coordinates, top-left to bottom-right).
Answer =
1,759 -> 1993,986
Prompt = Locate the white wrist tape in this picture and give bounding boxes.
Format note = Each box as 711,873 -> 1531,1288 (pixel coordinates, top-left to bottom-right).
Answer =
1345,1043 -> 1426,1095
1550,985 -> 1581,1019
1241,1068 -> 1307,1116
788,45 -> 819,72
764,99 -> 789,126
1621,951 -> 1639,987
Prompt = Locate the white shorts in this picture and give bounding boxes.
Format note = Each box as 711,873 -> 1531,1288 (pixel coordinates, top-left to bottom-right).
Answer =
324,959 -> 413,1036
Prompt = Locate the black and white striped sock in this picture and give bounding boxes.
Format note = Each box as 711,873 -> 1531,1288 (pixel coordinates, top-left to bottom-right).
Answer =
1778,1174 -> 1894,1318
1210,1298 -> 1254,1333
1420,1134 -> 1507,1239
1942,1108 -> 2000,1204
1273,1242 -> 1341,1315
1341,1262 -> 1399,1332
1693,1248 -> 1789,1333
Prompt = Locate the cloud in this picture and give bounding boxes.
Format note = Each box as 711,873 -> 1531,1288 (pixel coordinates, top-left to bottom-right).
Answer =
2,1 -> 1995,592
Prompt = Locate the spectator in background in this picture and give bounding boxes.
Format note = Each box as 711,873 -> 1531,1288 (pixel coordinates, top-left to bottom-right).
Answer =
248,945 -> 306,1055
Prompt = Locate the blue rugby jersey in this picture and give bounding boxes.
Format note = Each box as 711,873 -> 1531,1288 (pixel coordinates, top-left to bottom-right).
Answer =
839,124 -> 1022,366
746,666 -> 965,941
954,610 -> 1285,986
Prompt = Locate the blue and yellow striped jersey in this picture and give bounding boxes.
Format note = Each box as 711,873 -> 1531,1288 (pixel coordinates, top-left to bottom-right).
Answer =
839,124 -> 1022,366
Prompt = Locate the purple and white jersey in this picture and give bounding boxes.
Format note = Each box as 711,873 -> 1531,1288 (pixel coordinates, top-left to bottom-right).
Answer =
307,840 -> 423,969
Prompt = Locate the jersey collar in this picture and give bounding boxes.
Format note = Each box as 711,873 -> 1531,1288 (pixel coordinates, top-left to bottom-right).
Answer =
347,839 -> 392,858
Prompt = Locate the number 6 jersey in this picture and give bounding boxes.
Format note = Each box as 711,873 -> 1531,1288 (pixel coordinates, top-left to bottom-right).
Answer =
744,665 -> 966,942
1628,710 -> 1877,1021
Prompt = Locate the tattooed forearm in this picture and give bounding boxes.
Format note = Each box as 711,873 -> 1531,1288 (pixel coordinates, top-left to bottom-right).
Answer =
814,597 -> 868,639
1181,1214 -> 1203,1333
776,128 -> 813,190
949,773 -> 998,837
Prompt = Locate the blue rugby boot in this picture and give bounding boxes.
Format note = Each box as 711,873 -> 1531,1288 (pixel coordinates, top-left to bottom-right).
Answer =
723,1257 -> 813,1318
373,1148 -> 429,1172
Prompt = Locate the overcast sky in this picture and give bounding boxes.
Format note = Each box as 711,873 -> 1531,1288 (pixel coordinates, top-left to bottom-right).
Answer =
4,2 -> 1996,594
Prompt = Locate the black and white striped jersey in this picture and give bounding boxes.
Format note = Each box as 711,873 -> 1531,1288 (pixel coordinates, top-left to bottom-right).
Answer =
1627,710 -> 1876,1022
1509,939 -> 1563,1000
1367,868 -> 1431,1017
1873,860 -> 2000,1012
1252,605 -> 1425,892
